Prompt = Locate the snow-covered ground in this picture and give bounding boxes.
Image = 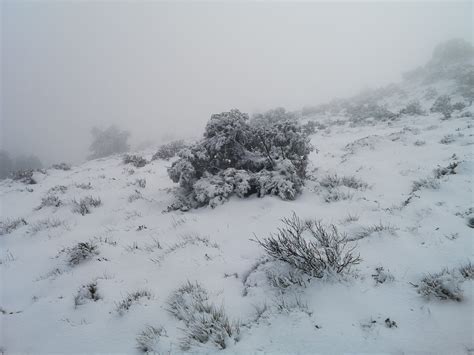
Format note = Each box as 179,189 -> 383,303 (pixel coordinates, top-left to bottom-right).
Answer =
1,76 -> 473,354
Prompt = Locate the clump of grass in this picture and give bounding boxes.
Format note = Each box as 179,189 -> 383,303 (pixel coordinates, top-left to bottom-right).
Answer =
167,281 -> 240,350
29,218 -> 64,234
320,174 -> 368,190
115,290 -> 152,315
351,222 -> 398,241
0,218 -> 27,236
136,325 -> 167,353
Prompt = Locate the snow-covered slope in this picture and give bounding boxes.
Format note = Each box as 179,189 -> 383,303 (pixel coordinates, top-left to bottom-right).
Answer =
1,76 -> 473,353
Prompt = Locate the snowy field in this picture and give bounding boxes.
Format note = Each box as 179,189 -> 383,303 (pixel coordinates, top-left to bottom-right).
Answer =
1,76 -> 473,353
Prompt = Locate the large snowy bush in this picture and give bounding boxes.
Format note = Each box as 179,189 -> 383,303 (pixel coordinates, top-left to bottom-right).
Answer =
167,109 -> 312,210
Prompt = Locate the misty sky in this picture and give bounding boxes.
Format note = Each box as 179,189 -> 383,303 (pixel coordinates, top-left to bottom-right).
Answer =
1,1 -> 472,164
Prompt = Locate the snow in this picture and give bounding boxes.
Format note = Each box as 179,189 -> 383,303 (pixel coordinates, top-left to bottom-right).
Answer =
1,80 -> 473,354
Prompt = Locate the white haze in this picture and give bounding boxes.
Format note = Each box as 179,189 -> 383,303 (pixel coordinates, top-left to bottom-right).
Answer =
1,1 -> 472,164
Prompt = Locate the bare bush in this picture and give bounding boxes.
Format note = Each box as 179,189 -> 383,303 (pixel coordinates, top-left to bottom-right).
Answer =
67,241 -> 99,266
72,196 -> 102,215
352,223 -> 398,241
255,213 -> 361,278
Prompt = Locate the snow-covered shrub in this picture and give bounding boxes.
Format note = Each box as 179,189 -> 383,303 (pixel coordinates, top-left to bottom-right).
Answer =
134,178 -> 146,188
51,162 -> 71,171
323,189 -> 354,203
452,102 -> 466,111
399,101 -> 425,116
75,182 -> 93,190
430,95 -> 453,118
48,185 -> 68,194
433,161 -> 458,178
416,268 -> 464,301
167,281 -> 239,350
37,193 -> 62,209
167,109 -> 312,210
439,134 -> 456,144
88,125 -> 130,160
123,154 -> 148,168
412,177 -> 440,192
67,242 -> 99,266
74,282 -> 101,307
255,213 -> 361,278
302,120 -> 318,135
372,266 -> 395,285
352,223 -> 398,241
0,218 -> 27,236
115,290 -> 152,315
458,262 -> 474,280
152,140 -> 187,161
72,196 -> 102,215
136,326 -> 167,353
12,169 -> 36,184
128,190 -> 143,203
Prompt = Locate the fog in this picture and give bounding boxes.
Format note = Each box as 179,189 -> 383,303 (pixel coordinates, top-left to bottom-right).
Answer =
1,1 -> 471,165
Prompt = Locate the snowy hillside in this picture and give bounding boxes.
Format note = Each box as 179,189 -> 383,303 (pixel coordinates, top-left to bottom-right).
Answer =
1,53 -> 473,353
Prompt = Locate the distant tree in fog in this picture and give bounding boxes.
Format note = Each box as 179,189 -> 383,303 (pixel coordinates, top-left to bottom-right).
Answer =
0,150 -> 14,179
88,125 -> 130,160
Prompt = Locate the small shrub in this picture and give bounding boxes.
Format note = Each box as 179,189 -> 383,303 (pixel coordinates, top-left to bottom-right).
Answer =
433,161 -> 458,178
167,281 -> 209,322
116,290 -> 152,315
134,178 -> 146,188
152,140 -> 187,161
255,213 -> 361,278
412,177 -> 440,192
12,169 -> 36,184
51,162 -> 71,171
414,140 -> 426,146
72,196 -> 102,215
75,182 -> 93,190
128,190 -> 143,203
416,268 -> 463,301
323,189 -> 354,203
37,193 -> 62,209
352,223 -> 398,241
67,242 -> 99,266
431,95 -> 453,118
48,185 -> 68,194
74,282 -> 101,307
452,102 -> 466,111
439,134 -> 456,144
123,154 -> 148,168
399,101 -> 425,116
136,326 -> 167,353
372,267 -> 395,284
0,218 -> 27,236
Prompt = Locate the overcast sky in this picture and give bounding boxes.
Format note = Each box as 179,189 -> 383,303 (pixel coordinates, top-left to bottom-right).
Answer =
1,1 -> 472,164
